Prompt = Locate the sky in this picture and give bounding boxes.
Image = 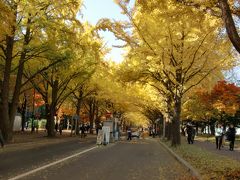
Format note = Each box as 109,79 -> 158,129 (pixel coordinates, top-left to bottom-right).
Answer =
81,0 -> 129,63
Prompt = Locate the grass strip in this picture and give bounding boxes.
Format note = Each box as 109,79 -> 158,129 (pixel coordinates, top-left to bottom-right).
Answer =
163,140 -> 240,180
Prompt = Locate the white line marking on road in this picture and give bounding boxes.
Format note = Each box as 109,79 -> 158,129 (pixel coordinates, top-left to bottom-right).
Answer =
8,146 -> 98,180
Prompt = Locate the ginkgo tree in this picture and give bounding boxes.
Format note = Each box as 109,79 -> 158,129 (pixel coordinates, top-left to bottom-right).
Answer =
176,0 -> 240,54
182,89 -> 214,122
0,0 -> 87,141
26,23 -> 102,137
98,0 -> 236,146
91,61 -> 165,129
0,1 -> 14,42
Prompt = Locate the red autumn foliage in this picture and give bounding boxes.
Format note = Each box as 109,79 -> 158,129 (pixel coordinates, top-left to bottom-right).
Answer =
197,81 -> 240,115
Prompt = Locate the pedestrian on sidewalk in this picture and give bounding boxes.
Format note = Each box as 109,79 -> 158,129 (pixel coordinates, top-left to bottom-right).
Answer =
0,129 -> 4,148
127,128 -> 132,141
55,120 -> 59,132
226,124 -> 236,151
186,124 -> 194,144
80,124 -> 86,138
215,123 -> 223,150
59,120 -> 64,135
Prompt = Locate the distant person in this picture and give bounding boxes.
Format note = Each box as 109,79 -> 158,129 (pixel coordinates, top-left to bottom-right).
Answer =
59,120 -> 64,135
227,124 -> 236,151
96,123 -> 102,135
0,129 -> 4,148
80,124 -> 86,138
215,124 -> 223,150
152,127 -> 156,138
127,128 -> 132,140
26,121 -> 29,129
186,124 -> 194,144
55,121 -> 59,132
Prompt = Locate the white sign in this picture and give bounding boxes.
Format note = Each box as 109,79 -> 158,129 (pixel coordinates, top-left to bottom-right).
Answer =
13,116 -> 22,131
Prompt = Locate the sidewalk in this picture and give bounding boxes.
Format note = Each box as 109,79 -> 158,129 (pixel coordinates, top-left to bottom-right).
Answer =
193,136 -> 240,162
0,130 -> 96,153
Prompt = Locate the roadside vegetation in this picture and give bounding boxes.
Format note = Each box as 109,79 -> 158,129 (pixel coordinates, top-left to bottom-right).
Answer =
164,139 -> 240,179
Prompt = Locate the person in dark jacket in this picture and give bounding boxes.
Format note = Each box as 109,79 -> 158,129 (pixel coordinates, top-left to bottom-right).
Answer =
80,124 -> 86,138
59,120 -> 64,135
186,124 -> 194,144
227,124 -> 236,151
127,128 -> 132,141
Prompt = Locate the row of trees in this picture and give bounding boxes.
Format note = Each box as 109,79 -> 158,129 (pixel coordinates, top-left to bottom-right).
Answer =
1,0 -> 240,147
182,80 -> 240,130
0,0 -> 105,142
97,0 -> 239,146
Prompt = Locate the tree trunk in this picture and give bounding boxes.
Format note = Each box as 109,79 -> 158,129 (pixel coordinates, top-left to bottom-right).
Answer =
171,96 -> 181,146
9,50 -> 27,136
75,98 -> 82,135
48,104 -> 56,137
0,34 -> 15,142
89,106 -> 94,134
95,106 -> 99,126
47,80 -> 58,137
162,116 -> 166,138
45,103 -> 50,130
9,17 -> 31,136
166,122 -> 172,140
88,98 -> 96,134
219,0 -> 240,53
21,95 -> 27,131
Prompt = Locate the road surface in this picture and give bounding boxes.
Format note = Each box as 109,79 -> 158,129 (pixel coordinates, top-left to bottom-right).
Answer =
0,137 -> 96,179
3,138 -> 193,180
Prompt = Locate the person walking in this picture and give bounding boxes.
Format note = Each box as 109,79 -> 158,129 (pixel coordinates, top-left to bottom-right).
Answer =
80,124 -> 86,138
186,124 -> 194,144
59,120 -> 64,135
227,124 -> 236,151
55,121 -> 59,132
127,128 -> 132,141
215,124 -> 223,150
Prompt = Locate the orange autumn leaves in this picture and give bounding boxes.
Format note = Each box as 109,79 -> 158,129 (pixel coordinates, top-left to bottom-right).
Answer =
197,81 -> 240,116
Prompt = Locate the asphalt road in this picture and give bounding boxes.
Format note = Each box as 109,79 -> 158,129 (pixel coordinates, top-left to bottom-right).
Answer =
0,137 -> 96,179
7,138 -> 193,180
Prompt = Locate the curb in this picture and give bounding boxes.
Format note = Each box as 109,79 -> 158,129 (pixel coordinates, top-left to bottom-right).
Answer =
159,140 -> 202,180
